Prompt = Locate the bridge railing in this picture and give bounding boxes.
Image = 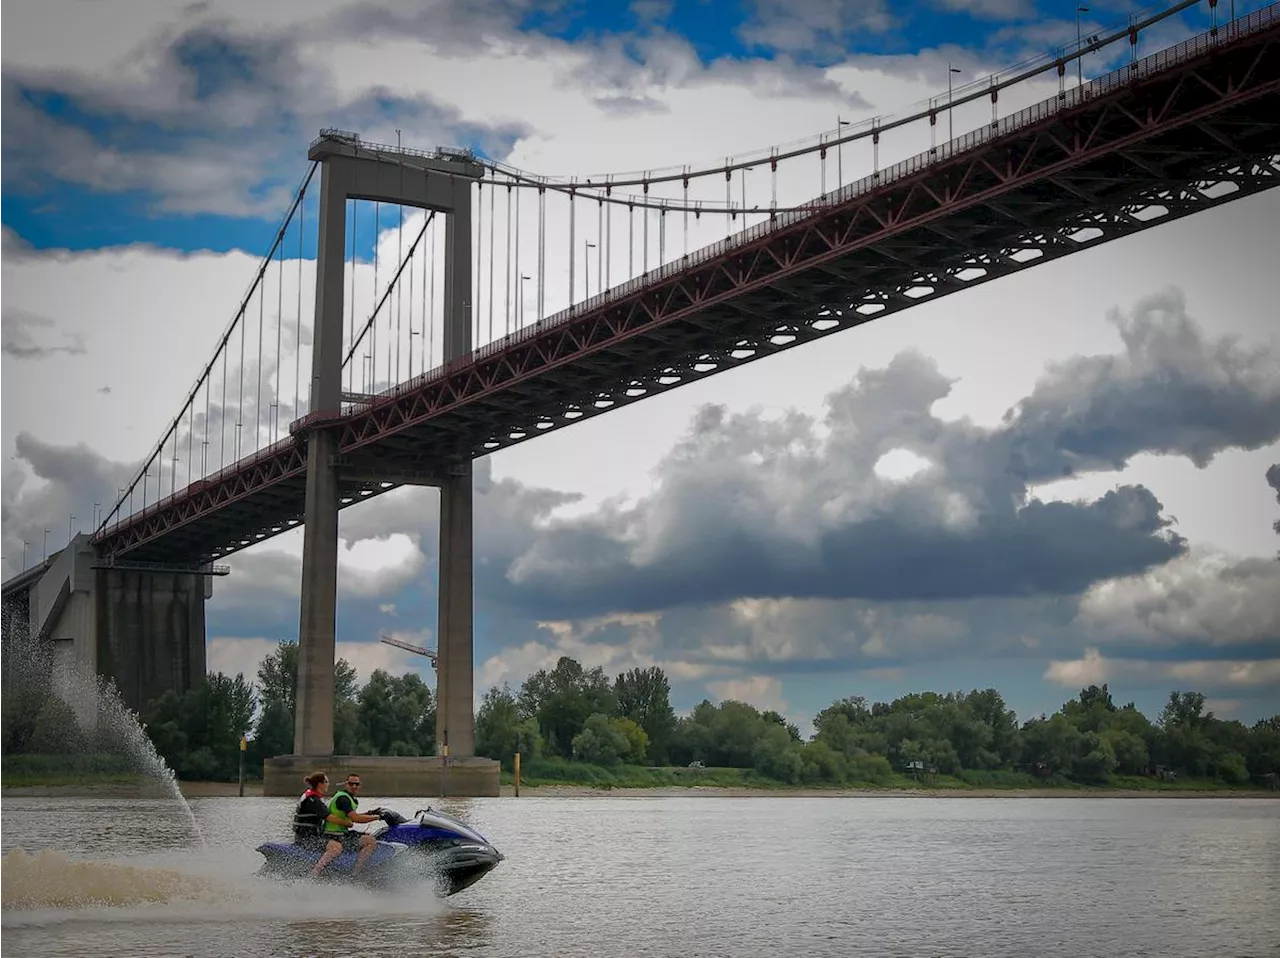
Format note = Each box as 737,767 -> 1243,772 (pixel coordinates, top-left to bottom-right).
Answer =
94,431 -> 304,542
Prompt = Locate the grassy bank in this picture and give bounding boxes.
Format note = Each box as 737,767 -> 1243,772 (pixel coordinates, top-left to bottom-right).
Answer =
1,754 -> 154,789
498,758 -> 1276,795
4,755 -> 1275,798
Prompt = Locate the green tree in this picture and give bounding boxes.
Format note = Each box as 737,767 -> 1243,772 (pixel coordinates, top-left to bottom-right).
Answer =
138,672 -> 256,780
571,713 -> 634,766
1160,690 -> 1215,776
1246,717 -> 1280,777
613,666 -> 676,763
475,684 -> 542,770
519,656 -> 615,758
251,640 -> 359,763
752,723 -> 804,783
356,669 -> 436,756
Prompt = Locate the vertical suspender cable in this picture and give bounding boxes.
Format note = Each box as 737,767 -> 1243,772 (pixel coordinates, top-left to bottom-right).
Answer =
537,186 -> 546,321
429,221 -> 436,370
513,185 -> 521,333
347,199 -> 355,396
504,184 -> 512,337
203,362 -> 210,476
397,200 -> 404,385
408,211 -> 416,379
643,186 -> 649,273
488,170 -> 496,343
296,189 -> 304,417
275,226 -> 284,442
256,280 -> 264,451
237,306 -> 246,458
221,338 -> 228,469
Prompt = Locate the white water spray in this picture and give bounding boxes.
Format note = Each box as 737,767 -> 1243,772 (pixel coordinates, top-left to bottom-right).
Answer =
1,614 -> 205,845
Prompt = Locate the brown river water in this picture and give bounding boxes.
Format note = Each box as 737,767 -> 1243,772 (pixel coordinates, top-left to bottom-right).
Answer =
2,794 -> 1277,957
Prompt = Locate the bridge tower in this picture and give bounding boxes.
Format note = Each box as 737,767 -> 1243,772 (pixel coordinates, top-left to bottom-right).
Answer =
263,132 -> 498,796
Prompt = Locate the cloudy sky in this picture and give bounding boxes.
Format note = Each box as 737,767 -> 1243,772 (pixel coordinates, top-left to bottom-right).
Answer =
3,0 -> 1278,732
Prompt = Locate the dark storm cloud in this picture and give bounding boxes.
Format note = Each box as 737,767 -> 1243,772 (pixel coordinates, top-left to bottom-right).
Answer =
1003,290 -> 1280,479
0,435 -> 140,576
1268,463 -> 1280,540
493,292 -> 1280,619
9,291 -> 1277,643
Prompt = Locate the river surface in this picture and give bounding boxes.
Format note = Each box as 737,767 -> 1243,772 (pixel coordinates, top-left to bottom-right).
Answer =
2,794 -> 1277,957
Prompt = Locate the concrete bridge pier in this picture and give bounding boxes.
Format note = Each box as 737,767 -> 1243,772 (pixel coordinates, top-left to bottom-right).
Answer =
0,534 -> 210,727
264,133 -> 498,797
436,465 -> 476,762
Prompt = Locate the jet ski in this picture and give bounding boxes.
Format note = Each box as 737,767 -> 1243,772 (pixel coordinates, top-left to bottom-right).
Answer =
255,806 -> 503,896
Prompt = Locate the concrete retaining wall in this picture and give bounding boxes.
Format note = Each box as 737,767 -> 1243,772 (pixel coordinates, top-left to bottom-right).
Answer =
263,754 -> 501,798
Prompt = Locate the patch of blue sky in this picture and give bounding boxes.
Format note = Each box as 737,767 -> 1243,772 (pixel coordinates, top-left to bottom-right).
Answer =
523,0 -> 1267,64
521,0 -> 1049,63
1,185 -> 288,256
4,0 -> 1257,259
5,167 -> 468,265
6,96 -> 515,260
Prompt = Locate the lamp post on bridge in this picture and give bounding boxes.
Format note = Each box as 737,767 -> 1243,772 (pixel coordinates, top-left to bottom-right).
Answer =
836,117 -> 850,189
1077,6 -> 1090,87
584,241 -> 595,300
42,529 -> 49,563
947,65 -> 962,143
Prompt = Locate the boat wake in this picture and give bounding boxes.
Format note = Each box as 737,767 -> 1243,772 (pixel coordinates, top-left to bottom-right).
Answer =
0,846 -> 449,929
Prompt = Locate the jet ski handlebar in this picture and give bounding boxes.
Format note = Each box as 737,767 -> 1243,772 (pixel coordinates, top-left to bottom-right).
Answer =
367,807 -> 408,826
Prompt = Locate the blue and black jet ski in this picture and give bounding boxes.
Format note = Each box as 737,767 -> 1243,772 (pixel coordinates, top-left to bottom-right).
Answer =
255,806 -> 503,896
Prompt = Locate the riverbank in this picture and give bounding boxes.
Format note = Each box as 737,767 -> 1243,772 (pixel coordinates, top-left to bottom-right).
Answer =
2,780 -> 1276,799
497,784 -> 1280,799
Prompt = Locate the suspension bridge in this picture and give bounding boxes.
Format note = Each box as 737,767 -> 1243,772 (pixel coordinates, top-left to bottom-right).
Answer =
5,0 -> 1279,794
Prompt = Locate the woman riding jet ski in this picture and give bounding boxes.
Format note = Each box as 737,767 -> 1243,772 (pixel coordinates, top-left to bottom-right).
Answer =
294,773 -> 383,877
256,771 -> 504,896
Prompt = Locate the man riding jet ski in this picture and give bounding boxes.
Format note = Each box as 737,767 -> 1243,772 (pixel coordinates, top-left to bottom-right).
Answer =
257,770 -> 504,895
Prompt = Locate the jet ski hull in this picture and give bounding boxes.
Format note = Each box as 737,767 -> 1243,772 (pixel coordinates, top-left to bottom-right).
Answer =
407,839 -> 504,896
256,806 -> 503,896
254,839 -> 409,887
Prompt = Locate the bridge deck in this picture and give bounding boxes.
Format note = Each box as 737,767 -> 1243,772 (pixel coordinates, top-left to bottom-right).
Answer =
94,10 -> 1280,564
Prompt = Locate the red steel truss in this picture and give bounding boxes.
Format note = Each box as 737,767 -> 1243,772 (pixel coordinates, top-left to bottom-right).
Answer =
95,12 -> 1280,563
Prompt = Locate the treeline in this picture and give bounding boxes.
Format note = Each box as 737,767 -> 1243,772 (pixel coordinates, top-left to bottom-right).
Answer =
2,640 -> 437,782
473,656 -> 1280,787
139,640 -> 439,780
4,642 -> 1277,789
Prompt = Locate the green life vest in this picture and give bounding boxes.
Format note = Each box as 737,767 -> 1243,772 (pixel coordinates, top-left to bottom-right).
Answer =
323,789 -> 358,834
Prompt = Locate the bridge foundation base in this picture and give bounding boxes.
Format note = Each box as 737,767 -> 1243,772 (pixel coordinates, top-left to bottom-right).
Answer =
262,754 -> 501,798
